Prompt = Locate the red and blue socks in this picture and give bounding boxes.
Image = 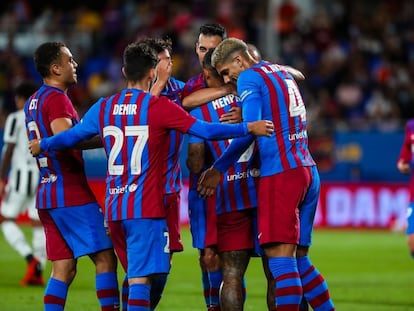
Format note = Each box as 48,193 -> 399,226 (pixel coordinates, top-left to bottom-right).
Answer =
269,256 -> 303,310
121,275 -> 129,311
128,283 -> 150,311
208,270 -> 222,310
44,278 -> 68,311
96,272 -> 120,310
296,256 -> 335,311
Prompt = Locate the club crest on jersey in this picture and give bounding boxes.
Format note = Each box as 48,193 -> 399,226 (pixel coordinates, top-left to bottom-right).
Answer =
113,104 -> 137,115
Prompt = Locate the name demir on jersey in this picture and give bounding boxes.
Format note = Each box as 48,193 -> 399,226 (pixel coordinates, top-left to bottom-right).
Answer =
113,104 -> 137,115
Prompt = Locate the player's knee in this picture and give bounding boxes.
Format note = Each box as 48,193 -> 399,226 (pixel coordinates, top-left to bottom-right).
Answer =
91,249 -> 118,272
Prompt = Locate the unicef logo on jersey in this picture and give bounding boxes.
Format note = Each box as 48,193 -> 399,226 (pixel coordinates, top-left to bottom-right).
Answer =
249,168 -> 260,177
109,183 -> 138,195
128,183 -> 138,192
227,168 -> 260,181
40,174 -> 58,184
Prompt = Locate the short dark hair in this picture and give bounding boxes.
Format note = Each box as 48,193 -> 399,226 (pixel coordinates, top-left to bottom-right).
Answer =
14,81 -> 38,99
123,41 -> 158,82
34,42 -> 66,78
199,23 -> 227,40
140,37 -> 173,55
202,48 -> 220,79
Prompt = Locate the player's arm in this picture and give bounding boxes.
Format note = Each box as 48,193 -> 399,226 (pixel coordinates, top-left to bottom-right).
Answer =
50,117 -> 102,150
187,118 -> 272,140
182,83 -> 237,110
0,114 -> 18,196
29,104 -> 101,156
397,123 -> 412,174
219,106 -> 242,124
0,142 -> 14,196
282,65 -> 305,81
198,71 -> 265,196
187,142 -> 206,174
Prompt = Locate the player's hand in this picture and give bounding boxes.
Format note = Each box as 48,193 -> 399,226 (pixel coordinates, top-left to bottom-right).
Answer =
223,82 -> 237,95
247,120 -> 274,137
283,65 -> 305,81
156,58 -> 172,83
220,107 -> 242,123
28,139 -> 41,157
397,160 -> 410,174
197,166 -> 222,197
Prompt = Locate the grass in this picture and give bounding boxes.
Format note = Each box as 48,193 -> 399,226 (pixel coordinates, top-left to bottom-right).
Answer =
0,226 -> 413,310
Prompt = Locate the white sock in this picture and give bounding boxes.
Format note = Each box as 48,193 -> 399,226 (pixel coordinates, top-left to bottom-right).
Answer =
1,221 -> 32,258
32,226 -> 46,269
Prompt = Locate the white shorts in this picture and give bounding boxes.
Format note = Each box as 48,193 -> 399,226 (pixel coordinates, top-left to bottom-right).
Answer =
1,168 -> 39,220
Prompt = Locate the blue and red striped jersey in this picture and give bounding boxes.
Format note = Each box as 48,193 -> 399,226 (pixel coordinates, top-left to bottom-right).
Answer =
24,85 -> 97,209
215,61 -> 315,176
38,88 -> 251,221
189,94 -> 258,214
182,73 -> 207,194
181,73 -> 205,99
160,77 -> 185,194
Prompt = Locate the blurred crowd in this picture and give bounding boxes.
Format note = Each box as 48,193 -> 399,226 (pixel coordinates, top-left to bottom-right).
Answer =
0,0 -> 413,133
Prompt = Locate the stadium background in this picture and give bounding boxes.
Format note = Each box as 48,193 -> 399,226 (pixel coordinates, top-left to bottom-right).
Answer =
0,0 -> 413,229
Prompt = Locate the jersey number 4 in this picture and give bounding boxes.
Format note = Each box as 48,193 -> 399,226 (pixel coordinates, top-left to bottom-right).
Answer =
286,79 -> 306,121
103,125 -> 149,176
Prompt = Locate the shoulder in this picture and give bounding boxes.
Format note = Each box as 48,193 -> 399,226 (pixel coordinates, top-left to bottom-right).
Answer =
183,73 -> 205,95
239,66 -> 262,83
406,119 -> 414,127
169,77 -> 185,88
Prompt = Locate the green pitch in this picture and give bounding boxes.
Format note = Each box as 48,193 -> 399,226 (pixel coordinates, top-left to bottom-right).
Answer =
0,226 -> 413,310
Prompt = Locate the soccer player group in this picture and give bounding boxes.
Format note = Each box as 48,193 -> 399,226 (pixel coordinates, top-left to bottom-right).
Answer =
20,22 -> 335,311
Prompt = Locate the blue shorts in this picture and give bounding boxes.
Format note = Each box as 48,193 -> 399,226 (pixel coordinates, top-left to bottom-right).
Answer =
108,218 -> 170,278
43,202 -> 113,259
299,165 -> 320,247
188,189 -> 207,249
406,203 -> 414,235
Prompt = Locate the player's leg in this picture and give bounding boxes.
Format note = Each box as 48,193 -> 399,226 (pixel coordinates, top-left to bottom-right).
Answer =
188,189 -> 221,310
216,209 -> 255,311
148,192 -> 183,309
0,188 -> 40,286
123,218 -> 170,311
81,203 -> 119,311
297,166 -> 334,311
259,168 -> 312,310
219,250 -> 249,311
108,221 -> 129,311
261,256 -> 276,311
406,202 -> 414,258
202,247 -> 222,311
38,209 -> 75,311
27,196 -> 46,285
261,255 -> 309,311
204,195 -> 222,311
48,203 -> 120,311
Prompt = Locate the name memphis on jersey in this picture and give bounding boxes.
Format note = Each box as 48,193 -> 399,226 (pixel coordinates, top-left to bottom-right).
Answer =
212,94 -> 239,110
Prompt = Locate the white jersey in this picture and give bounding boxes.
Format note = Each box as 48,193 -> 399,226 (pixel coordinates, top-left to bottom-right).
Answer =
2,109 -> 38,196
